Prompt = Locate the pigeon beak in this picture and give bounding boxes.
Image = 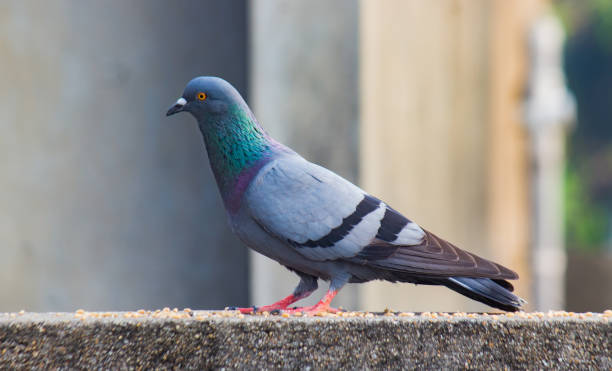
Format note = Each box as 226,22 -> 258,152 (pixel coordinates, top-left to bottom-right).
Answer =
166,97 -> 187,116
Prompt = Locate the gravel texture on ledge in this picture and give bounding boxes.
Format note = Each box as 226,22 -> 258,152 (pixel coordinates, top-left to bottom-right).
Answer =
1,309 -> 610,369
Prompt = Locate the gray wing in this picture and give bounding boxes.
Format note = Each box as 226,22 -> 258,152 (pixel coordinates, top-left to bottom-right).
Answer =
244,155 -> 424,261
245,154 -> 518,280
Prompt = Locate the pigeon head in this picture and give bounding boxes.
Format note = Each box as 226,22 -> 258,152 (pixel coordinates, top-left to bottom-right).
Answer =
166,76 -> 249,121
166,76 -> 290,208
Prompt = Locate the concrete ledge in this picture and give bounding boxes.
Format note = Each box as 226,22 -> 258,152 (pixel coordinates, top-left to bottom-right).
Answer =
1,310 -> 610,369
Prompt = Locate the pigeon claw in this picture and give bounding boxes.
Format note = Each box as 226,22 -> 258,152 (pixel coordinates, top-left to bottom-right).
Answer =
239,306 -> 258,314
229,293 -> 303,314
280,288 -> 341,315
283,303 -> 342,315
226,291 -> 341,315
225,306 -> 258,314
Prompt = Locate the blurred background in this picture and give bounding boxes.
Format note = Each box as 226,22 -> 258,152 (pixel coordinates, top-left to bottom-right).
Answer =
0,0 -> 609,313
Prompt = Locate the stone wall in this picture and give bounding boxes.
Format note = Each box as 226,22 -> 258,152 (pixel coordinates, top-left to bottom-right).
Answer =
0,0 -> 249,311
1,311 -> 610,369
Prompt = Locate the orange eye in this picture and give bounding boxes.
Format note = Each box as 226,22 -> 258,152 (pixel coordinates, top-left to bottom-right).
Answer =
197,92 -> 207,101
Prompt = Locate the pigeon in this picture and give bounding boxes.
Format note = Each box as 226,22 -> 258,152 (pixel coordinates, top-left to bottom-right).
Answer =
166,76 -> 526,313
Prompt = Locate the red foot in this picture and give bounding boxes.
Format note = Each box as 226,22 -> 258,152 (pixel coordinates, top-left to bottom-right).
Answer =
227,293 -> 304,314
236,307 -> 256,314
283,289 -> 340,315
227,289 -> 339,315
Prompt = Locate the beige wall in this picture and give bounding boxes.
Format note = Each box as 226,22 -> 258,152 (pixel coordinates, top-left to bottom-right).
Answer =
359,0 -> 544,312
487,0 -> 546,311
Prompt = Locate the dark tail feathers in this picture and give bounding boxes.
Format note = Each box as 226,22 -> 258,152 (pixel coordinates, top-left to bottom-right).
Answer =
443,277 -> 526,312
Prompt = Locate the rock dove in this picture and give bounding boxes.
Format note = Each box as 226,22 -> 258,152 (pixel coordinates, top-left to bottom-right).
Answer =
166,76 -> 526,313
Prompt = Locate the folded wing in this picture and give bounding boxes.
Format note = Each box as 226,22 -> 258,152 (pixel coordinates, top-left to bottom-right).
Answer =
246,155 -> 518,281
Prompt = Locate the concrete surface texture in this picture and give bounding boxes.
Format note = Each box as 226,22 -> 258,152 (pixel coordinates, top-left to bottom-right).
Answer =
0,1 -> 249,311
0,310 -> 610,369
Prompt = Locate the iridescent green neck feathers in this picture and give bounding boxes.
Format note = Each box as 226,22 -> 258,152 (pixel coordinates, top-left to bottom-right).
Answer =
198,104 -> 271,195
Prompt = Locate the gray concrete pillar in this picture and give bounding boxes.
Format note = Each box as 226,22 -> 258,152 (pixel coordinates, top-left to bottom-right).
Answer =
250,0 -> 360,309
0,1 -> 249,311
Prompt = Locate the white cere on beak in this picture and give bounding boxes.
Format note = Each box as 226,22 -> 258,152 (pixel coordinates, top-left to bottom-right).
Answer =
176,97 -> 187,106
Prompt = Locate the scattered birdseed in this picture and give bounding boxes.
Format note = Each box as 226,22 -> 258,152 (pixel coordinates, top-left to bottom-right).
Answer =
4,309 -> 610,324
